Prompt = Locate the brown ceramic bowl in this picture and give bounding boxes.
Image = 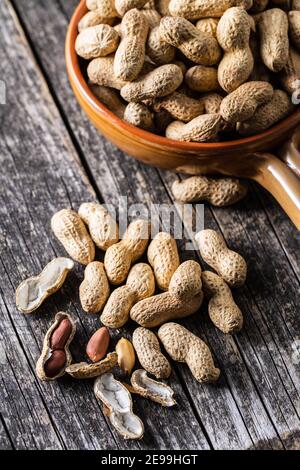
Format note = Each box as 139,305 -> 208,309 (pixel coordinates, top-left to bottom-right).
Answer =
66,0 -> 300,229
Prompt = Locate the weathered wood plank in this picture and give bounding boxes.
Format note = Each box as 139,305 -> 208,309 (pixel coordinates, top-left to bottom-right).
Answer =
0,0 -> 210,450
11,0 -> 300,449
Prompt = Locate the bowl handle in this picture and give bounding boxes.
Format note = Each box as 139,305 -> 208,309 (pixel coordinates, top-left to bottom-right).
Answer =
278,126 -> 300,178
253,152 -> 300,230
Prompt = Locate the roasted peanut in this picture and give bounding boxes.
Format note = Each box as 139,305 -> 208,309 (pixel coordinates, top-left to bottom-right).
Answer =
86,326 -> 110,362
172,176 -> 247,206
142,8 -> 162,28
217,7 -> 254,93
185,66 -> 219,93
114,9 -> 149,81
195,18 -> 219,37
258,8 -> 289,72
153,92 -> 205,123
88,56 -> 128,90
165,113 -> 221,142
168,0 -> 253,19
79,202 -> 119,250
159,16 -> 221,66
79,262 -> 110,313
104,219 -> 150,284
78,10 -> 115,32
202,271 -> 243,334
116,338 -> 136,375
90,85 -> 126,118
147,232 -> 180,290
220,81 -> 274,123
16,257 -> 74,314
130,261 -> 203,327
146,26 -> 175,65
124,102 -> 154,130
237,89 -> 293,135
36,312 -> 76,381
195,229 -> 247,287
121,64 -> 183,102
132,327 -> 171,379
101,286 -> 136,328
158,322 -> 220,383
86,0 -> 119,18
75,24 -> 119,59
280,47 -> 300,95
115,0 -> 149,16
126,263 -> 155,301
51,209 -> 95,265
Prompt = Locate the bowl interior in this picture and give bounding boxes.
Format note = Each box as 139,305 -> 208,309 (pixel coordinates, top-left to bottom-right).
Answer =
66,0 -> 300,153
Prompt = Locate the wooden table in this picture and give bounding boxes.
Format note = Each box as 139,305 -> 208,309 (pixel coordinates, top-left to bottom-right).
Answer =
1,0 -> 300,451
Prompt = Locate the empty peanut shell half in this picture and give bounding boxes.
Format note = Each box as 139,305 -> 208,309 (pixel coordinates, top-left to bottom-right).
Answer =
94,373 -> 144,440
130,369 -> 176,407
16,257 -> 74,314
66,352 -> 118,379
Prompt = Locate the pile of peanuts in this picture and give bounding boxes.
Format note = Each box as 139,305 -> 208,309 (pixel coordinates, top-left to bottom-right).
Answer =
74,0 -> 299,142
16,199 -> 247,439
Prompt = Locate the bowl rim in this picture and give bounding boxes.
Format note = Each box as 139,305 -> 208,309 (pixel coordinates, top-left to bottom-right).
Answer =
66,0 -> 300,151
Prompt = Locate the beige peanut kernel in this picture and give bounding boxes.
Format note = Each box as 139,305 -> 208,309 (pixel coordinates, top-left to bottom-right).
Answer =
79,202 -> 119,250
195,229 -> 247,287
258,8 -> 289,72
116,338 -> 136,375
79,262 -> 110,313
172,176 -> 247,206
114,9 -> 149,81
104,219 -> 150,285
124,102 -> 154,130
202,271 -> 243,334
185,66 -> 219,93
90,85 -> 126,118
217,7 -> 254,93
101,285 -> 136,328
195,18 -> 219,37
132,327 -> 172,379
220,81 -> 274,123
121,64 -> 184,102
147,232 -> 180,290
165,113 -> 221,142
88,56 -> 128,90
146,26 -> 175,65
51,209 -> 95,265
168,0 -> 253,20
36,312 -> 76,381
126,263 -> 156,302
158,323 -> 220,383
78,11 -> 115,32
75,24 -> 119,59
237,89 -> 293,135
159,16 -> 221,66
153,92 -> 204,123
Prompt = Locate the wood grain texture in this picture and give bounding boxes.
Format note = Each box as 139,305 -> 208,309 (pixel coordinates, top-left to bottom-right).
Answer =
1,0 -> 300,450
0,0 -> 209,450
